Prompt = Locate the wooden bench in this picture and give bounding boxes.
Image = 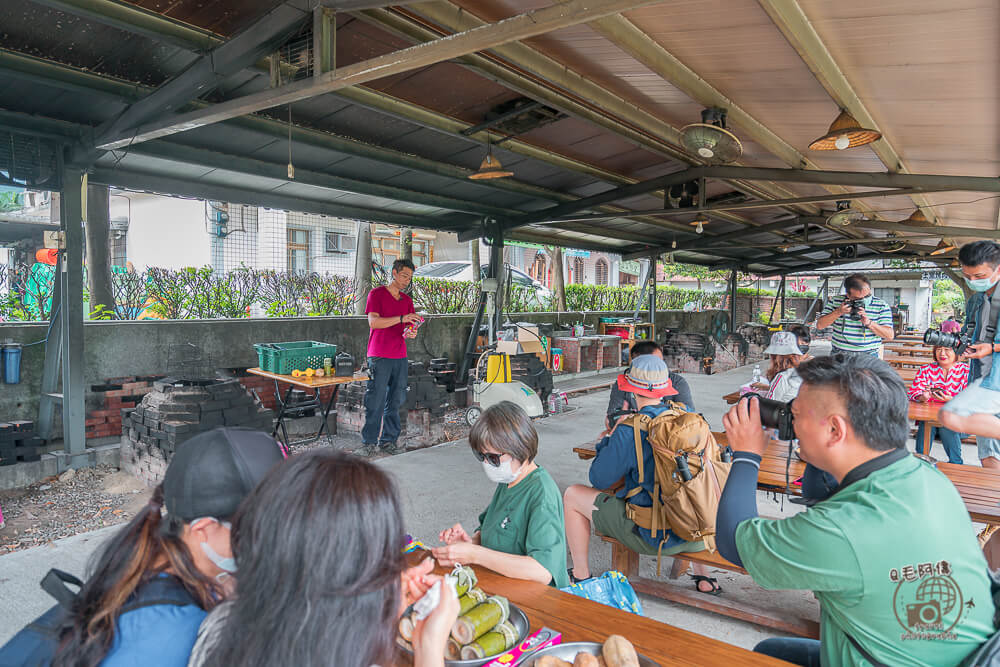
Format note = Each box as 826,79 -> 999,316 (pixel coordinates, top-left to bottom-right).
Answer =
598,533 -> 820,638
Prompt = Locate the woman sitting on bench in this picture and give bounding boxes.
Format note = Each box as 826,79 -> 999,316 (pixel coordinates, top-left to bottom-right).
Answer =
563,355 -> 720,595
432,401 -> 569,588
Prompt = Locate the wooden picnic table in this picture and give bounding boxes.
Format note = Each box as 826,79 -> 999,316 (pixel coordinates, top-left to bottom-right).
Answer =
884,345 -> 933,357
885,355 -> 935,369
247,367 -> 368,446
396,562 -> 791,666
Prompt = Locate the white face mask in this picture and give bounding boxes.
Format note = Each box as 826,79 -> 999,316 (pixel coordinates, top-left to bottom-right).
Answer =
193,518 -> 237,573
482,458 -> 519,485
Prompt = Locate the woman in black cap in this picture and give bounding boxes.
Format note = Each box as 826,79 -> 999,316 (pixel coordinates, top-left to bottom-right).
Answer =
20,427 -> 286,667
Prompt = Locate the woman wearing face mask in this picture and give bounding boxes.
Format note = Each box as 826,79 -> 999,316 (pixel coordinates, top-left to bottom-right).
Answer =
0,428 -> 285,667
432,402 -> 569,588
188,449 -> 459,667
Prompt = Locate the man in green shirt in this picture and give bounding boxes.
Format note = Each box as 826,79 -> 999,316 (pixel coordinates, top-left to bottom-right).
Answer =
717,353 -> 994,666
432,401 -> 569,589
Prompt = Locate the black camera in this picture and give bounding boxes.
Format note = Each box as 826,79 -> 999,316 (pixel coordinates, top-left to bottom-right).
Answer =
923,328 -> 972,356
742,393 -> 795,441
845,299 -> 864,321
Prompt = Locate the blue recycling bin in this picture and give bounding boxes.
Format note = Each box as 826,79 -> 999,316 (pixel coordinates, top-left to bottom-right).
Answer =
3,343 -> 22,384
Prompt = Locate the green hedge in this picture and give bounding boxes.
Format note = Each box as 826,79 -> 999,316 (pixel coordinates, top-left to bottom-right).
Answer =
0,266 -> 785,321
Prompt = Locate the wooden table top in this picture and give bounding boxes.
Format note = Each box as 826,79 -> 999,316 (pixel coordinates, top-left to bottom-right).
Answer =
247,367 -> 368,388
397,562 -> 791,666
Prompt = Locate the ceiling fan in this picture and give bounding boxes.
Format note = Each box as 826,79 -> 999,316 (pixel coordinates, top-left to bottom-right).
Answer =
680,108 -> 743,164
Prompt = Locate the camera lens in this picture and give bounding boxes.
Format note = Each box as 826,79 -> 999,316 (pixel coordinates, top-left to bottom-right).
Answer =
923,329 -> 957,348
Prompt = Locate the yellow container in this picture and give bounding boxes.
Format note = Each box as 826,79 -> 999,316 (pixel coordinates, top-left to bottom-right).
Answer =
486,353 -> 512,384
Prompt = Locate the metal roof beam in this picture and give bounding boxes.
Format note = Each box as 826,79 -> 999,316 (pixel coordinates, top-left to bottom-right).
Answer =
701,166 -> 1000,192
96,0 -> 665,150
853,220 -> 1000,240
757,0 -> 940,224
127,141 -> 515,216
778,253 -> 950,276
91,0 -> 313,153
457,168 -> 700,241
546,186 -> 949,225
89,168 -> 443,228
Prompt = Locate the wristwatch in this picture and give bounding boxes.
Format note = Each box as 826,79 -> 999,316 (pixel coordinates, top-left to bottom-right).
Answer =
399,315 -> 404,324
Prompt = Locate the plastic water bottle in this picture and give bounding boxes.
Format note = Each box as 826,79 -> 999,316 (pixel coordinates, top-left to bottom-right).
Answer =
752,364 -> 762,385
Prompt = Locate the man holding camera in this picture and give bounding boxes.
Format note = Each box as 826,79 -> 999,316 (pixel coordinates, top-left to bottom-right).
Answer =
939,240 -> 1000,465
816,274 -> 894,355
716,354 -> 993,666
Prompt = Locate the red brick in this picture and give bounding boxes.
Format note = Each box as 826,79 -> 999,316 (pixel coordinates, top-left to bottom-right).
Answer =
90,409 -> 117,418
122,382 -> 150,392
85,417 -> 106,427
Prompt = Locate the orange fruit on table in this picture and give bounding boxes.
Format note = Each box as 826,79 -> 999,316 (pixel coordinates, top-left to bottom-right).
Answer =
305,368 -> 316,377
291,369 -> 302,378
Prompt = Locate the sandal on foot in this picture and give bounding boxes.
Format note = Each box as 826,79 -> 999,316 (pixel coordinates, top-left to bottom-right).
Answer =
691,574 -> 723,596
567,567 -> 591,585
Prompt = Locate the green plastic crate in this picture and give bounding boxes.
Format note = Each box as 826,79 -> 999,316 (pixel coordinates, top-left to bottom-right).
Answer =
254,341 -> 338,375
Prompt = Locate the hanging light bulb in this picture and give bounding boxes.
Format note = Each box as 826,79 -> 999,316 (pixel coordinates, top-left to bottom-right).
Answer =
834,134 -> 851,150
671,238 -> 677,249
689,215 -> 709,234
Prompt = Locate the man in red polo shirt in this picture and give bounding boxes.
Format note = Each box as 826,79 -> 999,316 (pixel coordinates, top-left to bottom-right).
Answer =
362,258 -> 421,454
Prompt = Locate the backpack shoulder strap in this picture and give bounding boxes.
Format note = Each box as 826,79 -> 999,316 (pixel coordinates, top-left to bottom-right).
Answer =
40,569 -> 84,609
122,575 -> 198,613
623,414 -> 651,501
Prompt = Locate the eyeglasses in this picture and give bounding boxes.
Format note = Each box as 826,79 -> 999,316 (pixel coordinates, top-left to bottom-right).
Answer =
472,450 -> 503,467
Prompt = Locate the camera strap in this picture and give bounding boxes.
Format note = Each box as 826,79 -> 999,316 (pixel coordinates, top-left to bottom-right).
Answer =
845,631 -> 888,667
978,287 -> 1000,344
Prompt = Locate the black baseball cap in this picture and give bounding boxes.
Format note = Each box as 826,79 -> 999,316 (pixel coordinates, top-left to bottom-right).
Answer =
163,427 -> 286,521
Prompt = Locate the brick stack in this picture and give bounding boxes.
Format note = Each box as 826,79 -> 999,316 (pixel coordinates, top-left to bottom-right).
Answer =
0,421 -> 43,466
552,337 -> 601,373
121,377 -> 274,486
86,376 -> 162,441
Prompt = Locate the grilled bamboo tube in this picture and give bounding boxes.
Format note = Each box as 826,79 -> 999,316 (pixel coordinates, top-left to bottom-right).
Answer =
459,621 -> 518,660
450,595 -> 509,645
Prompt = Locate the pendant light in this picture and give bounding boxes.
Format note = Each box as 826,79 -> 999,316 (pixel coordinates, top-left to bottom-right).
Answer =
689,215 -> 709,234
468,139 -> 513,180
930,239 -> 957,256
809,110 -> 882,151
903,208 -> 933,227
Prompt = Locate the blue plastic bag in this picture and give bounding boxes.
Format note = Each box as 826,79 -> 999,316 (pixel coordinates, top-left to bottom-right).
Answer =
559,570 -> 643,615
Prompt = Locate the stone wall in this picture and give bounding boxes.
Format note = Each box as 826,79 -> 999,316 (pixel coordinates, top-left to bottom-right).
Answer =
0,308 -> 736,441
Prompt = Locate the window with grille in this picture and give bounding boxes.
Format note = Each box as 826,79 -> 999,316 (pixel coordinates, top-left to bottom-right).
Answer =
287,228 -> 310,273
595,259 -> 608,285
109,230 -> 127,267
573,257 -> 585,284
325,232 -> 356,253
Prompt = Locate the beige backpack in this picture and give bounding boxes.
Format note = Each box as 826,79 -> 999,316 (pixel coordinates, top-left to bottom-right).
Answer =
621,403 -> 732,560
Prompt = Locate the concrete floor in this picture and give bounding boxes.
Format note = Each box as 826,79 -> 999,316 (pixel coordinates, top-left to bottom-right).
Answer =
1,341 -> 977,651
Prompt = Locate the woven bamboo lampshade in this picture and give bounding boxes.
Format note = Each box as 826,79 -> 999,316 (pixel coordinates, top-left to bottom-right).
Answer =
903,209 -> 933,226
468,149 -> 513,180
930,239 -> 957,256
809,111 -> 882,150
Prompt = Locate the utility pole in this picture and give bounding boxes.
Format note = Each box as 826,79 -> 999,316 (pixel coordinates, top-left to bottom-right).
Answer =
354,222 -> 372,316
400,228 -> 413,261
85,183 -> 115,318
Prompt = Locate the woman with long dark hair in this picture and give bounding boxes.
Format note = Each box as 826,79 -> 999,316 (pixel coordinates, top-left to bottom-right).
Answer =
2,428 -> 286,667
190,449 -> 459,667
